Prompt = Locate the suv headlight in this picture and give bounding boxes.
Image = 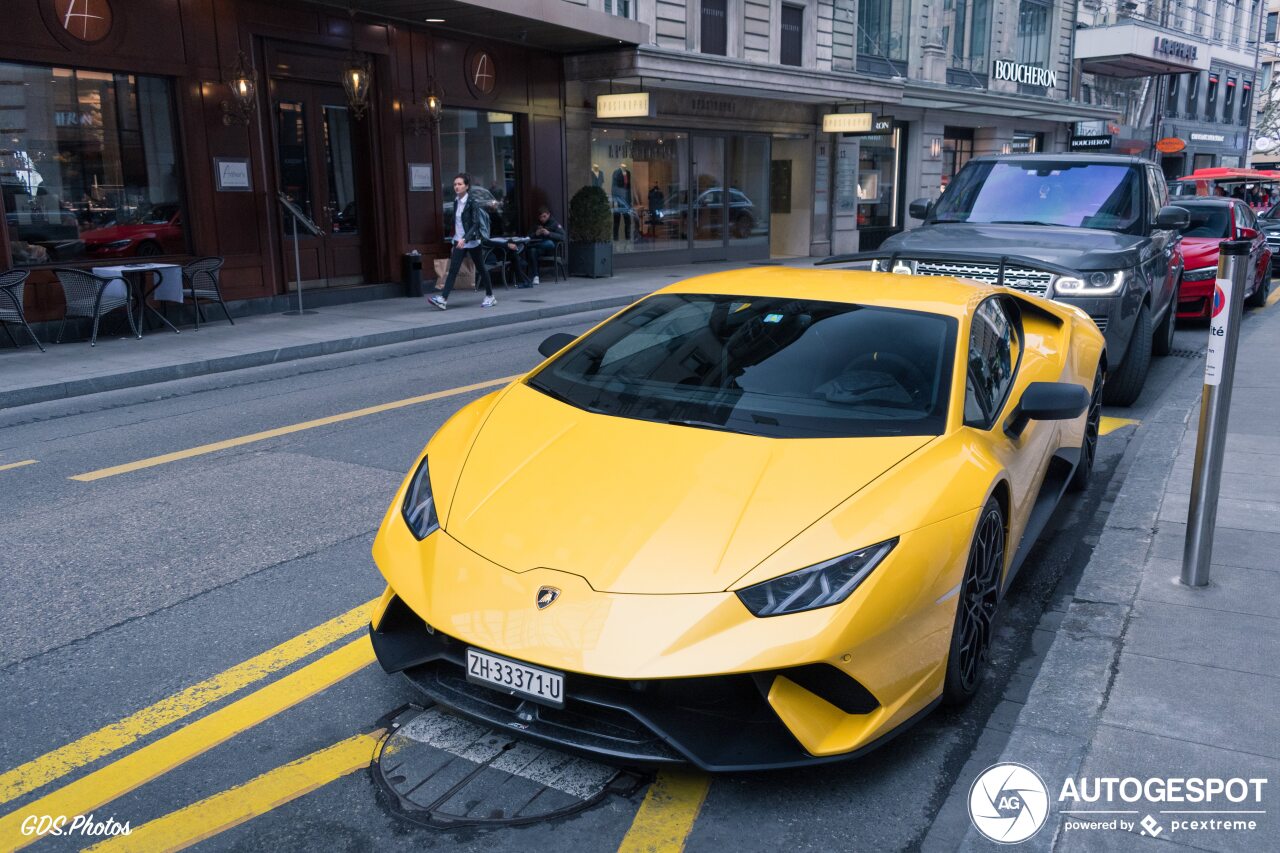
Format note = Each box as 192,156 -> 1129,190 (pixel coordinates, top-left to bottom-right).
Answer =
735,539 -> 898,617
871,259 -> 917,274
1182,267 -> 1216,282
1053,270 -> 1126,296
401,457 -> 440,540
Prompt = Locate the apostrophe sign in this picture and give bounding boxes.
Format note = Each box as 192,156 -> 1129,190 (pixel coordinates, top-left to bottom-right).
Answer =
596,93 -> 653,119
822,113 -> 873,134
1156,137 -> 1187,154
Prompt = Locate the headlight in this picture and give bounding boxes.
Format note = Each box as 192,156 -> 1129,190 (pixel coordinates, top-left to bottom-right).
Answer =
1183,267 -> 1216,282
1053,270 -> 1126,296
870,259 -> 916,274
103,239 -> 132,249
735,538 -> 898,617
401,457 -> 440,540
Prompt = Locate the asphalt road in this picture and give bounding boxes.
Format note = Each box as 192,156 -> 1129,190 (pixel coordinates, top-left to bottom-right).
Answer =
0,309 -> 1216,853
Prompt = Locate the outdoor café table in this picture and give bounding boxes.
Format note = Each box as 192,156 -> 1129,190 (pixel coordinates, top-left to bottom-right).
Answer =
490,236 -> 531,285
92,262 -> 183,335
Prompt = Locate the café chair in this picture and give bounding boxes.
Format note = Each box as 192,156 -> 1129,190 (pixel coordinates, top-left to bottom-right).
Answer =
0,269 -> 44,352
537,241 -> 569,283
181,257 -> 233,330
52,267 -> 139,346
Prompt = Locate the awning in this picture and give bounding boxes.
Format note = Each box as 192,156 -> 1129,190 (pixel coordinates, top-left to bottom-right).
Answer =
1075,22 -> 1209,77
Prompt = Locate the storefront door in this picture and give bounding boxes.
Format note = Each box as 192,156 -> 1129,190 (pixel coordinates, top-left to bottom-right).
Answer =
272,79 -> 366,289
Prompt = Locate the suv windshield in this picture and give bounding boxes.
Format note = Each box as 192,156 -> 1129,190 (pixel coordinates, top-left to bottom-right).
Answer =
529,294 -> 956,438
1179,205 -> 1231,239
931,161 -> 1144,233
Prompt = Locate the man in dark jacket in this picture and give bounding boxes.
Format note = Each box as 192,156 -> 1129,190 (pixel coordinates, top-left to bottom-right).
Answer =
517,206 -> 565,286
430,173 -> 495,310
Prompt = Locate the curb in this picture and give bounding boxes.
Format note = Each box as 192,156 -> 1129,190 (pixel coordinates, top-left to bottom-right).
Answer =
0,291 -> 647,410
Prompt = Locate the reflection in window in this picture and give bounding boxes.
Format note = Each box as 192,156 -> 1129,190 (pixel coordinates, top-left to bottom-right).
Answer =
858,0 -> 909,74
439,109 -> 519,237
591,128 -> 689,254
1,63 -> 185,265
943,0 -> 991,75
1016,0 -> 1051,89
857,127 -> 901,232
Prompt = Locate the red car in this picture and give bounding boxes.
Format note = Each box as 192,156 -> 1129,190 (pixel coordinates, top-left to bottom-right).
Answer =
1176,198 -> 1271,319
81,203 -> 185,258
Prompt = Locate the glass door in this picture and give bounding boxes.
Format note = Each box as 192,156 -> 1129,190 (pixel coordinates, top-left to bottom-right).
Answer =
691,135 -> 725,252
272,79 -> 366,289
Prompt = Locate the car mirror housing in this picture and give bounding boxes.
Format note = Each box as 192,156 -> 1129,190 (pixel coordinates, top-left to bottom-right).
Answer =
538,332 -> 576,358
1237,226 -> 1259,240
1156,205 -> 1191,230
1004,382 -> 1090,438
909,198 -> 932,220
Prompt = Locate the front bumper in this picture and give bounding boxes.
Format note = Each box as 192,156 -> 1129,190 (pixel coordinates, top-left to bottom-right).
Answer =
1177,275 -> 1214,319
1053,292 -> 1136,365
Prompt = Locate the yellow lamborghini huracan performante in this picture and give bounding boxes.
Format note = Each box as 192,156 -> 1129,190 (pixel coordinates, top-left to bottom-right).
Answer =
369,268 -> 1105,770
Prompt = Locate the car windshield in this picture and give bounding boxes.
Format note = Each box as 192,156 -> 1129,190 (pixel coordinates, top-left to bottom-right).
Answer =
1262,201 -> 1280,220
931,161 -> 1144,233
1179,205 -> 1231,238
529,293 -> 956,438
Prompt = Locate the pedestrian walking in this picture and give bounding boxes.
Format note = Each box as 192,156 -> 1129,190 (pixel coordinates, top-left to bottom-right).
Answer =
429,173 -> 496,310
516,206 -> 565,287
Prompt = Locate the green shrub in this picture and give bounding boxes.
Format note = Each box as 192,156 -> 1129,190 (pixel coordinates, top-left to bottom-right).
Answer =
568,186 -> 611,244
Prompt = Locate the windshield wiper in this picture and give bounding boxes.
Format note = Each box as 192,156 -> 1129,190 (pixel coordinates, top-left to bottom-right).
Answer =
529,381 -> 605,415
667,418 -> 754,436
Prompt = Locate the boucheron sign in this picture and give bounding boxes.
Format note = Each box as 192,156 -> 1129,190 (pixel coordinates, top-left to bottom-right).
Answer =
993,60 -> 1058,89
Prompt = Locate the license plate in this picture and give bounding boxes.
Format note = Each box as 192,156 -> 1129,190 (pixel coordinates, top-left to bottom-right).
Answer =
465,649 -> 565,708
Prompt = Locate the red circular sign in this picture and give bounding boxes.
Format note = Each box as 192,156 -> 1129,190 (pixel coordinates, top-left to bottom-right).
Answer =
1156,137 -> 1186,154
54,0 -> 113,42
465,49 -> 496,97
1212,284 -> 1226,317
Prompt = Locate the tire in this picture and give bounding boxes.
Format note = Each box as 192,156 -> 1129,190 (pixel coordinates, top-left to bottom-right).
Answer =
731,215 -> 752,239
1152,295 -> 1176,356
1068,365 -> 1104,493
1246,268 -> 1270,309
1102,305 -> 1151,407
135,241 -> 163,257
943,497 -> 1005,706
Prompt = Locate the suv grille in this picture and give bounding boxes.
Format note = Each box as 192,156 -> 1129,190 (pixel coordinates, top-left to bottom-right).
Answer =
914,261 -> 1053,296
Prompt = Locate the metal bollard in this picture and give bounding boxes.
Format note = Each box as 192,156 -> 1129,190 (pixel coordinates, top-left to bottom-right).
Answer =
1181,239 -> 1251,587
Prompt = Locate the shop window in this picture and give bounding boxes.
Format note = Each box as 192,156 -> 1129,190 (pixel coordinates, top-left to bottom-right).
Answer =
591,127 -> 689,254
857,0 -> 909,75
701,0 -> 728,56
1015,0 -> 1051,91
780,5 -> 804,67
1,63 -> 186,266
857,126 -> 902,234
1224,78 -> 1236,124
728,136 -> 770,248
1206,74 -> 1218,121
439,109 -> 520,237
944,0 -> 992,75
1165,75 -> 1180,117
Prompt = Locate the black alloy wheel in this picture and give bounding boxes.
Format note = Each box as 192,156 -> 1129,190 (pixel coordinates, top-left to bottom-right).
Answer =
1152,293 -> 1177,356
943,498 -> 1005,705
1068,366 -> 1104,493
135,241 -> 163,257
1246,265 -> 1270,309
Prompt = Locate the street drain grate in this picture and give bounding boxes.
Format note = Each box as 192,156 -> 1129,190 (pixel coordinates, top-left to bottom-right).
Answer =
374,705 -> 643,828
517,299 -> 547,303
1170,348 -> 1206,359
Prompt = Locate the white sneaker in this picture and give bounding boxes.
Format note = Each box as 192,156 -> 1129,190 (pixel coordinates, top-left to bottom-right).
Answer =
428,295 -> 447,310
481,295 -> 497,308
532,275 -> 540,285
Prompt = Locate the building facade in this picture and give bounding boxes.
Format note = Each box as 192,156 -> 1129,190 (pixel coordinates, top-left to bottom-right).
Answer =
1249,0 -> 1280,167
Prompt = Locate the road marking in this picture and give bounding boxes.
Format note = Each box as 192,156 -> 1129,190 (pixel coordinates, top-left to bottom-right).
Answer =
1099,416 -> 1140,436
0,598 -> 375,805
1268,287 -> 1280,308
82,731 -> 384,853
617,769 -> 710,853
0,637 -> 375,851
0,459 -> 37,472
70,375 -> 521,482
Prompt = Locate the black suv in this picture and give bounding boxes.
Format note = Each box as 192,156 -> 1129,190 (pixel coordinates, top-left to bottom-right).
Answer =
840,154 -> 1189,406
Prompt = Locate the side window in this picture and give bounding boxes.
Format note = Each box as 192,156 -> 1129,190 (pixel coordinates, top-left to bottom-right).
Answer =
1145,168 -> 1166,223
1238,203 -> 1257,231
965,298 -> 1021,429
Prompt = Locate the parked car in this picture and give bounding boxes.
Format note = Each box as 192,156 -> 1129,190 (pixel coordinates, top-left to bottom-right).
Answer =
1173,198 -> 1271,319
655,188 -> 757,239
81,203 -> 185,257
370,269 -> 1104,769
1255,200 -> 1280,273
849,154 -> 1188,406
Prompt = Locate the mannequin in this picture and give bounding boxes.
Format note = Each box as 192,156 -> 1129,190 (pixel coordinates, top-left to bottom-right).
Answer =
590,164 -> 604,188
611,162 -> 634,241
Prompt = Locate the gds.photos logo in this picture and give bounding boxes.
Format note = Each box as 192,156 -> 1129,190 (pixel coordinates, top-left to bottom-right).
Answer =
968,763 -> 1050,844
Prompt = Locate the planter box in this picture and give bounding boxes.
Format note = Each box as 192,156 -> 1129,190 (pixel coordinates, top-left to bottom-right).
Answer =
569,242 -> 613,278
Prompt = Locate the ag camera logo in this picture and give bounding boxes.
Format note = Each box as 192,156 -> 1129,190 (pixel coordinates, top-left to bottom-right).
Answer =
969,763 -> 1050,843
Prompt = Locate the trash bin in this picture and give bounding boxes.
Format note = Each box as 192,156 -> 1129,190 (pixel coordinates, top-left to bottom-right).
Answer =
402,252 -> 423,298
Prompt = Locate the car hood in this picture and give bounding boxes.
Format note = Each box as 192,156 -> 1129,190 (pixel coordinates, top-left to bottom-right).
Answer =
1180,237 -> 1222,270
442,382 -> 933,594
881,222 -> 1147,272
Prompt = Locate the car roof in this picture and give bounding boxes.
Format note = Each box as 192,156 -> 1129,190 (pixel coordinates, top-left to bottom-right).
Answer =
1172,197 -> 1235,207
971,153 -> 1154,167
658,267 -> 999,320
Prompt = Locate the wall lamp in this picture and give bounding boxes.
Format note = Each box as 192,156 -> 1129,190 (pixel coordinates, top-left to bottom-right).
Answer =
930,137 -> 942,158
221,50 -> 257,126
410,77 -> 444,136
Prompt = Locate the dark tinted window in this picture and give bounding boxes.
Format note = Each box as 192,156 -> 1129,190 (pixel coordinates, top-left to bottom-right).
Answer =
931,161 -> 1144,233
530,294 -> 957,438
964,298 -> 1020,428
701,0 -> 727,55
1180,205 -> 1231,238
781,5 -> 804,67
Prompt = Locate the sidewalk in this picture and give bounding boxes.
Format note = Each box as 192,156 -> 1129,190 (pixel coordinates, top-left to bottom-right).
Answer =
0,257 -> 813,410
926,304 -> 1280,851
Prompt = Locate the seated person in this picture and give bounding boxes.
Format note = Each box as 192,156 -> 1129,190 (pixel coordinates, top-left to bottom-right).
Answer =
514,206 -> 565,286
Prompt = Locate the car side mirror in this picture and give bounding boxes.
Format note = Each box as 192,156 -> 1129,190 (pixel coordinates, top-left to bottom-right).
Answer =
909,198 -> 932,220
538,332 -> 576,358
1237,226 -> 1259,240
1156,205 -> 1190,230
1004,382 -> 1090,438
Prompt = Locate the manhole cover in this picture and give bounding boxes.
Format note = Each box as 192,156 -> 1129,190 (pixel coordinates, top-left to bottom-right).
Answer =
375,706 -> 642,828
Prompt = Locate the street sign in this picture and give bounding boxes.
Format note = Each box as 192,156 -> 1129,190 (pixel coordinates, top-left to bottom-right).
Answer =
1156,137 -> 1186,153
